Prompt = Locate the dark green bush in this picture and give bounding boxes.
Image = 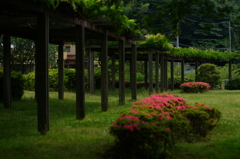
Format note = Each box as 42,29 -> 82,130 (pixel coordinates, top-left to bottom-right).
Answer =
225,78 -> 240,90
0,70 -> 24,101
168,76 -> 195,89
196,63 -> 222,89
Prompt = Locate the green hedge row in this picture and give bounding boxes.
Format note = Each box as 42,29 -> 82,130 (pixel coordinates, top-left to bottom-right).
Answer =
0,70 -> 24,101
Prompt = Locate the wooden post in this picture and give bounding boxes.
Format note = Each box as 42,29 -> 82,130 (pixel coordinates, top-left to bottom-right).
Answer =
3,34 -> 11,109
119,40 -> 125,105
111,53 -> 116,91
144,60 -> 148,89
155,52 -> 159,93
171,60 -> 174,90
195,61 -> 198,81
36,13 -> 49,134
164,59 -> 168,91
181,60 -> 185,84
229,60 -> 232,80
88,50 -> 94,94
76,25 -> 85,119
149,50 -> 153,95
58,42 -> 64,100
101,34 -> 108,111
130,44 -> 137,100
160,54 -> 164,92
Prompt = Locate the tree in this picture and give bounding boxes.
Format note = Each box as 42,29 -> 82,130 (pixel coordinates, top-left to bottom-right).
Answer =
0,36 -> 58,73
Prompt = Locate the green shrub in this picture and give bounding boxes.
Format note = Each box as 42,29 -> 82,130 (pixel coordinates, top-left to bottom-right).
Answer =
23,71 -> 35,91
180,82 -> 211,93
168,76 -> 195,89
196,63 -> 221,89
109,93 -> 221,158
225,78 -> 240,90
0,70 -> 24,101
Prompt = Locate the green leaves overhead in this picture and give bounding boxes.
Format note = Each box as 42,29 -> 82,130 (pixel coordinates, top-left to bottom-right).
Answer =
138,34 -> 238,61
32,0 -> 141,36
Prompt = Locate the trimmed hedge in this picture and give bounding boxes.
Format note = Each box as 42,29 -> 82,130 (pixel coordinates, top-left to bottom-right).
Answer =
0,70 -> 24,101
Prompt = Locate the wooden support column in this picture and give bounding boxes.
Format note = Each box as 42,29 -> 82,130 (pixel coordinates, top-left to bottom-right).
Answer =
130,44 -> 137,100
160,54 -> 164,92
229,60 -> 232,80
58,42 -> 64,100
101,34 -> 108,111
119,40 -> 125,105
36,13 -> 49,134
171,60 -> 174,90
195,61 -> 199,81
144,60 -> 148,89
111,53 -> 116,91
88,50 -> 94,94
155,52 -> 160,93
181,60 -> 185,84
76,25 -> 85,119
164,59 -> 168,91
3,34 -> 11,109
149,50 -> 153,95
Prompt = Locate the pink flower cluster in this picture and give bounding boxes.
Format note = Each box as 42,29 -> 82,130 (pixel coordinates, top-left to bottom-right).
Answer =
180,82 -> 211,93
110,93 -> 221,156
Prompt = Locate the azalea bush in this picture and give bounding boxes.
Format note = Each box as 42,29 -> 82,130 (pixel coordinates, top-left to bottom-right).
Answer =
180,82 -> 211,93
109,93 -> 221,159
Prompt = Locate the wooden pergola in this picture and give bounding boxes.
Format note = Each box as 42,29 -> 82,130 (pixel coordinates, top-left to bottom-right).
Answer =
0,0 -> 140,134
0,0 -> 233,134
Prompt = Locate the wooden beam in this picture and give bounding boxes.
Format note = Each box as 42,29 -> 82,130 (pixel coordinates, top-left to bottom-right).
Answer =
58,42 -> 64,100
144,60 -> 148,89
171,60 -> 174,90
7,0 -> 136,44
119,40 -> 125,105
76,25 -> 85,119
101,34 -> 108,111
149,50 -> 153,95
181,60 -> 185,84
164,59 -> 168,91
160,54 -> 164,92
155,51 -> 159,93
130,44 -> 137,100
3,34 -> 11,109
36,13 -> 49,134
111,53 -> 116,91
229,61 -> 232,80
88,50 -> 95,94
195,61 -> 199,81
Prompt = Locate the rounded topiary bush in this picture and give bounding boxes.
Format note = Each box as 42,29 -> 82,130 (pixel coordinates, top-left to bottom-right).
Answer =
0,70 -> 24,101
180,82 -> 211,93
108,93 -> 221,159
196,63 -> 221,89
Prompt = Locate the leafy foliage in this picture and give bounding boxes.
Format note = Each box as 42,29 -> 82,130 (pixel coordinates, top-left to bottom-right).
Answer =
109,93 -> 221,158
224,78 -> 240,90
0,70 -> 24,101
196,63 -> 222,89
180,82 -> 211,93
32,0 -> 141,36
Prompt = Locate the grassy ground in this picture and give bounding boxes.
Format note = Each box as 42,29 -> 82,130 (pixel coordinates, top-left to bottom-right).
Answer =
0,89 -> 240,159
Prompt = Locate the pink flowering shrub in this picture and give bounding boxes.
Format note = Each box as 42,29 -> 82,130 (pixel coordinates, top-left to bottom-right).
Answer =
180,82 -> 211,93
109,93 -> 221,158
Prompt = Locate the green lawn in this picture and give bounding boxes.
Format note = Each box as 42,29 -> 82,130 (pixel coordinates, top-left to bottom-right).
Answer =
0,89 -> 240,159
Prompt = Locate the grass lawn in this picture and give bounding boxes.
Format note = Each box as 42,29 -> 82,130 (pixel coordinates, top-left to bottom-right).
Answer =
0,89 -> 240,159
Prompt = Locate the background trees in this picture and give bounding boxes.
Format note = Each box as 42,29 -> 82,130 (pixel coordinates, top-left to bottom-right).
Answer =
0,36 -> 57,74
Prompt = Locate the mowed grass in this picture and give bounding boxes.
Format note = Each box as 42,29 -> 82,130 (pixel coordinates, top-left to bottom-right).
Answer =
0,89 -> 240,159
